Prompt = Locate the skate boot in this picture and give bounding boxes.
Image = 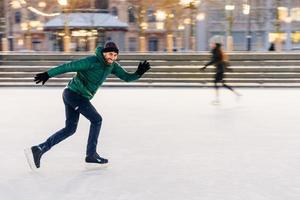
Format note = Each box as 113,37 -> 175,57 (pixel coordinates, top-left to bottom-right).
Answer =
24,145 -> 45,169
85,153 -> 108,164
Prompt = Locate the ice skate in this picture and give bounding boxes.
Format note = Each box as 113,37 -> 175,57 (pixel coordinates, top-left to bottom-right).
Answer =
24,146 -> 44,170
85,153 -> 109,170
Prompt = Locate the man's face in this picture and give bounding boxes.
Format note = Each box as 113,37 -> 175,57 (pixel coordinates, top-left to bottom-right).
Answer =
103,52 -> 118,64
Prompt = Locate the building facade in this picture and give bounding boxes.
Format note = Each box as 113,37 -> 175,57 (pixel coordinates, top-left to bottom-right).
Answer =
200,0 -> 300,51
1,0 -> 300,52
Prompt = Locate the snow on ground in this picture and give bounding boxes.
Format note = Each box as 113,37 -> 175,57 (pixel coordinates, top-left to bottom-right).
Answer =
1,87 -> 300,200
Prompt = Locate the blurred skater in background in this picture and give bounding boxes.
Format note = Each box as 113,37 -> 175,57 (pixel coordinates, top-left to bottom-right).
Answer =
200,41 -> 241,104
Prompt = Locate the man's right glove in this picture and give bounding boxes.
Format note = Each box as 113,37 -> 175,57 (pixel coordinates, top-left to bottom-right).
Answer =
136,60 -> 151,76
34,72 -> 50,85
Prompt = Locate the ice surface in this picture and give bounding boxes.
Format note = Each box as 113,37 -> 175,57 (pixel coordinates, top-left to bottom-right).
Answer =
1,87 -> 300,200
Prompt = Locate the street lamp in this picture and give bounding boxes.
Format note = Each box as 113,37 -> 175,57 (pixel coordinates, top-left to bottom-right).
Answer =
243,1 -> 251,51
284,15 -> 292,51
135,5 -> 147,52
2,0 -> 10,51
195,11 -> 206,51
139,19 -> 147,52
273,0 -> 284,52
155,9 -> 175,52
225,1 -> 235,51
179,0 -> 200,51
275,4 -> 293,51
2,0 -> 18,51
282,0 -> 292,51
58,0 -> 70,52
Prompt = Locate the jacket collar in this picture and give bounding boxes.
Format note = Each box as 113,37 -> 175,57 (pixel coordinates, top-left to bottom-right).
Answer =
95,47 -> 113,67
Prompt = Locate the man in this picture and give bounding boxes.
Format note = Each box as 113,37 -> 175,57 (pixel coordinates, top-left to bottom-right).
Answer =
24,41 -> 150,169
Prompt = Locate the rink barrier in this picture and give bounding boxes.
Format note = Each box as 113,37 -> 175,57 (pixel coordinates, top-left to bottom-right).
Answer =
1,52 -> 300,87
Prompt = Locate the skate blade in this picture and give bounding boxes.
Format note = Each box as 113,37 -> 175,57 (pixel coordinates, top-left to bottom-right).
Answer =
84,162 -> 109,171
236,95 -> 242,102
211,101 -> 220,105
24,148 -> 37,171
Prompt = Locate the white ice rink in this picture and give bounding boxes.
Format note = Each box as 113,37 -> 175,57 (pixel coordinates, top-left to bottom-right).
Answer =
1,87 -> 300,200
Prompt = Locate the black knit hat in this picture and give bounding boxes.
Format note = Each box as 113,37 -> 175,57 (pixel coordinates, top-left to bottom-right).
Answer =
102,41 -> 119,54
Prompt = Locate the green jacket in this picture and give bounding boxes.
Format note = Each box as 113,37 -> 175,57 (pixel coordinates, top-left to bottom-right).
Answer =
47,47 -> 141,100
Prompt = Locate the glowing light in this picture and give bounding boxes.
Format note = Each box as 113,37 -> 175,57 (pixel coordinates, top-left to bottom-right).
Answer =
243,4 -> 250,15
11,0 -> 22,9
28,7 -> 60,17
58,0 -> 68,6
178,25 -> 185,30
38,2 -> 46,8
156,22 -> 164,30
18,39 -> 24,46
156,10 -> 166,21
284,16 -> 292,23
196,13 -> 205,21
140,22 -> 148,30
225,5 -> 235,11
21,23 -> 28,31
184,18 -> 191,24
277,7 -> 288,21
291,7 -> 300,21
179,0 -> 200,7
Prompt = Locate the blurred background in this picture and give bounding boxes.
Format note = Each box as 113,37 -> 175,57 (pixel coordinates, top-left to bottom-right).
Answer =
0,0 -> 300,52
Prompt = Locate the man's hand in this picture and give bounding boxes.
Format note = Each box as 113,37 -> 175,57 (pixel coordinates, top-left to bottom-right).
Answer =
200,66 -> 207,71
136,60 -> 151,76
34,72 -> 50,85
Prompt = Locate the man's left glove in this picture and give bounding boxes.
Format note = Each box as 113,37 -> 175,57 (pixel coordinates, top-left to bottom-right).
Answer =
136,60 -> 151,76
34,72 -> 50,85
200,66 -> 207,71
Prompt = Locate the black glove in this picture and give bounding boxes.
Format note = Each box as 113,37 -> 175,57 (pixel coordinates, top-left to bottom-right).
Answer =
200,66 -> 207,71
34,72 -> 50,85
136,60 -> 150,76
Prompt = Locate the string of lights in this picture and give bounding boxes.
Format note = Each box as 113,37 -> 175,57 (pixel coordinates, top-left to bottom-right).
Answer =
27,6 -> 60,17
11,0 -> 61,17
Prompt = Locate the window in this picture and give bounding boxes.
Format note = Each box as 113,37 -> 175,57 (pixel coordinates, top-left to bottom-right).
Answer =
28,12 -> 37,21
128,6 -> 136,23
148,37 -> 158,51
128,37 -> 137,51
111,7 -> 118,16
15,11 -> 21,24
95,0 -> 108,9
147,7 -> 156,22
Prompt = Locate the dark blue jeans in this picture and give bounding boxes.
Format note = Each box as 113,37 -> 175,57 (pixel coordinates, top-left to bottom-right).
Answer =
39,88 -> 102,156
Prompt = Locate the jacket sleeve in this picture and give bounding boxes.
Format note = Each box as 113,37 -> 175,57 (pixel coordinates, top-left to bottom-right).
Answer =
205,53 -> 219,66
111,63 -> 140,82
47,57 -> 93,77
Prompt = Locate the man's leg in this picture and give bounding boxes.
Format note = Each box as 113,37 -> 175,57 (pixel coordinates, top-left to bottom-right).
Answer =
76,101 -> 102,157
27,89 -> 80,168
76,101 -> 108,164
213,74 -> 221,104
39,102 -> 80,152
39,90 -> 80,152
222,81 -> 240,96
